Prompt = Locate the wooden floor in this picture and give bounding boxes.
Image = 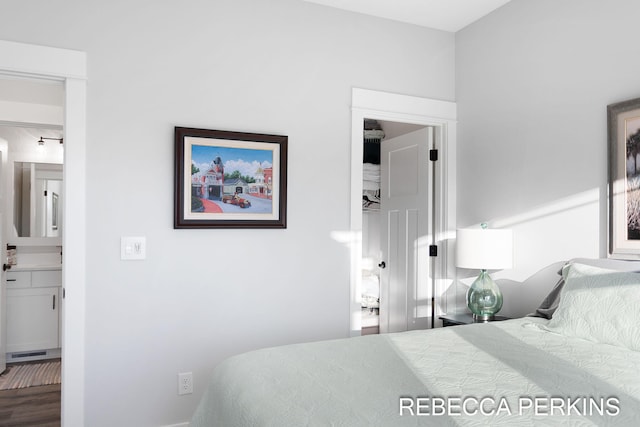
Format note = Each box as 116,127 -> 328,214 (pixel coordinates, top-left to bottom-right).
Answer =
0,384 -> 60,426
0,365 -> 61,427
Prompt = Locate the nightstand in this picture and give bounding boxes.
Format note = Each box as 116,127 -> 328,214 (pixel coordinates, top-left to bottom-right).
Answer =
439,313 -> 511,327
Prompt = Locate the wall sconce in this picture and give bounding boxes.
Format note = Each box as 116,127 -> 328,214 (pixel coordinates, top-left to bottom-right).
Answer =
38,136 -> 63,145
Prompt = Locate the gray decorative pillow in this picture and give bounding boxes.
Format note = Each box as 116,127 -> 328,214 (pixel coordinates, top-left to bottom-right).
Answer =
529,275 -> 564,319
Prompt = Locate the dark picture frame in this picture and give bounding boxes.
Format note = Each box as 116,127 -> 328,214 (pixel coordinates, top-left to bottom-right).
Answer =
608,97 -> 640,258
174,127 -> 288,229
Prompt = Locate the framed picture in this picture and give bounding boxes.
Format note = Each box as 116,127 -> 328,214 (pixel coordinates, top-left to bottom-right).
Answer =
174,127 -> 288,229
608,97 -> 640,258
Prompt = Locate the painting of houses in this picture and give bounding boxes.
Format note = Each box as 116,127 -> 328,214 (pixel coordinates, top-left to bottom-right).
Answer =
223,177 -> 249,195
189,142 -> 275,215
192,156 -> 225,202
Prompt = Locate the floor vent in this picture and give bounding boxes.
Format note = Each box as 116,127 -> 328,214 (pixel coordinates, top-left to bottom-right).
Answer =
10,351 -> 47,359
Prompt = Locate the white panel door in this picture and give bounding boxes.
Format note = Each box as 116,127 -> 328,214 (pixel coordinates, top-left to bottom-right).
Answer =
380,128 -> 432,333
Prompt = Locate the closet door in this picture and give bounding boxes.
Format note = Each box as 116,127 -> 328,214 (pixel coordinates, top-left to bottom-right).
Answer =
379,127 -> 432,333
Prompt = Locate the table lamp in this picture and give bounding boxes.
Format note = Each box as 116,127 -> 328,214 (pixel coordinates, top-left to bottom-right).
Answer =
456,223 -> 513,321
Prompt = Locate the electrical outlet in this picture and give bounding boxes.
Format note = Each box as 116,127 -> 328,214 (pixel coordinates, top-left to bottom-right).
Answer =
178,372 -> 193,395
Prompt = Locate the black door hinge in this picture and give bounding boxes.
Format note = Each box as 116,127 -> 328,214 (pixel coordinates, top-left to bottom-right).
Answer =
429,245 -> 438,257
429,149 -> 438,161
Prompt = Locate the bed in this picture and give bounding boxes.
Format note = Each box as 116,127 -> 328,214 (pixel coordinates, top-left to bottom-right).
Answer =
191,259 -> 640,426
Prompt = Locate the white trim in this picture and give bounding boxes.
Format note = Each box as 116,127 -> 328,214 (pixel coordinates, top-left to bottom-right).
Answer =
352,88 -> 457,121
350,88 -> 457,336
0,40 -> 86,80
61,77 -> 87,427
0,40 -> 87,427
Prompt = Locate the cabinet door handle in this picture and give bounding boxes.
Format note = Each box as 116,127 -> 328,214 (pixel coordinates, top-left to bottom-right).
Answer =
53,295 -> 56,310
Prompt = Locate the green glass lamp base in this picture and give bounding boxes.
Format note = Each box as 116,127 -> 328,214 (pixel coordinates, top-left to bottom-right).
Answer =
466,269 -> 503,319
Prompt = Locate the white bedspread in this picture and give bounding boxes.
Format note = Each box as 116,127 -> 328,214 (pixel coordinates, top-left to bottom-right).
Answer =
191,317 -> 640,426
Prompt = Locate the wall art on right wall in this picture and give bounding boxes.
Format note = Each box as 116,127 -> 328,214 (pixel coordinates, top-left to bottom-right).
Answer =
608,96 -> 640,258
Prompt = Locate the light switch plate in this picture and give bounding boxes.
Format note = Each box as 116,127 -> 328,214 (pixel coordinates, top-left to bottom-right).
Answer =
121,236 -> 146,260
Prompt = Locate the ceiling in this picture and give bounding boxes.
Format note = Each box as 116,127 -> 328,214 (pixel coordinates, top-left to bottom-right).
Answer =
303,0 -> 512,32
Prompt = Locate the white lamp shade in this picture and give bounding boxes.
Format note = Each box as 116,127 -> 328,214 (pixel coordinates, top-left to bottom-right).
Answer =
456,228 -> 513,270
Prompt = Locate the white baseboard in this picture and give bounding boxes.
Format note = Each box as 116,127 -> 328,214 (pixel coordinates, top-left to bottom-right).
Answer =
161,423 -> 189,427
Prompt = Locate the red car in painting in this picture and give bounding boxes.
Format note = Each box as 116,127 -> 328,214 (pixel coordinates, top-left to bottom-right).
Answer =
222,194 -> 251,208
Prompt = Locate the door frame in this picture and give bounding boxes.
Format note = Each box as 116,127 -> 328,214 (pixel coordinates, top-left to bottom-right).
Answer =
350,88 -> 457,336
0,40 -> 87,427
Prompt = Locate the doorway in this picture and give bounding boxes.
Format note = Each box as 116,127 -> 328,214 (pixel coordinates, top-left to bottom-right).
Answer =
0,40 -> 87,426
350,88 -> 457,336
0,76 -> 65,426
361,120 -> 431,334
0,122 -> 65,360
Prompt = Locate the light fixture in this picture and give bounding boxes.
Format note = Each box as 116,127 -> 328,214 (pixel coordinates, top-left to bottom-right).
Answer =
455,223 -> 513,321
37,136 -> 63,145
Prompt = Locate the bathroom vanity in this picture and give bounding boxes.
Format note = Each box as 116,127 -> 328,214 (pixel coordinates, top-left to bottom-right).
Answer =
5,266 -> 62,360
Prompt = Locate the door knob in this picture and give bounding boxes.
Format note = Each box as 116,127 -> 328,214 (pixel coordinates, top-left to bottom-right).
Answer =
378,261 -> 386,269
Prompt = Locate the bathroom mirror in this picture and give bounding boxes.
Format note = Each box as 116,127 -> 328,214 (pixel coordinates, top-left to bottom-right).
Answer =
13,161 -> 63,239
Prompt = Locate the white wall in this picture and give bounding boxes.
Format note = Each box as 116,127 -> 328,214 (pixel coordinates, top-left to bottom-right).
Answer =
456,0 -> 640,313
0,1 -> 454,425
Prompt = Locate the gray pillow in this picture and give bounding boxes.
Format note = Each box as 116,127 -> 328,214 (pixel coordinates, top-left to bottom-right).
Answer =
528,257 -> 640,319
529,275 -> 564,319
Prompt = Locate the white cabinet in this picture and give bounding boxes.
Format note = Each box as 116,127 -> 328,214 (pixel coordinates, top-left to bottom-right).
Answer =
6,287 -> 59,352
6,269 -> 61,353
